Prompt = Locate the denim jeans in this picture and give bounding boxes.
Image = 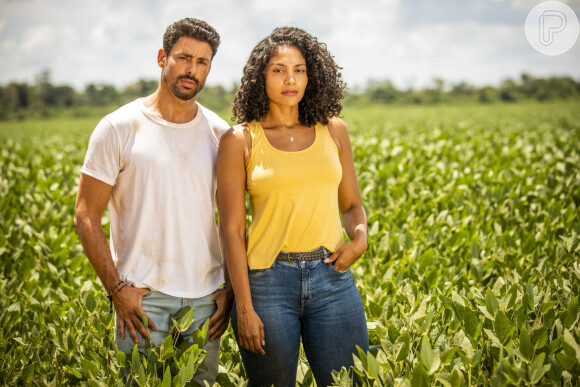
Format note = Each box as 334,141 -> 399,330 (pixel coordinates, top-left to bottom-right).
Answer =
115,290 -> 220,385
231,251 -> 369,387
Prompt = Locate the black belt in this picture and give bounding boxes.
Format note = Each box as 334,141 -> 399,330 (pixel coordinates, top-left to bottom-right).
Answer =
276,247 -> 330,263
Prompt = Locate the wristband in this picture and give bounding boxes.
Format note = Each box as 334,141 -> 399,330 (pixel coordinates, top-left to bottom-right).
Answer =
107,280 -> 124,296
107,282 -> 127,313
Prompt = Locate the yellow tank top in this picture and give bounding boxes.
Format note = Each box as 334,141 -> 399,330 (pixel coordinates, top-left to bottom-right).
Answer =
245,121 -> 345,269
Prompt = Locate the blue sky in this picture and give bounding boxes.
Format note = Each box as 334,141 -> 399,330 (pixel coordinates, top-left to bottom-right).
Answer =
0,0 -> 579,91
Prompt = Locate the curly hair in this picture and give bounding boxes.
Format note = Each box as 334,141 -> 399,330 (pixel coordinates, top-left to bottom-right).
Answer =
163,18 -> 221,59
232,27 -> 346,126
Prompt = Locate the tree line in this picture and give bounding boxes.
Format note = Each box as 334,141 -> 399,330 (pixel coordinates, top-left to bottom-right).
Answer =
0,70 -> 578,120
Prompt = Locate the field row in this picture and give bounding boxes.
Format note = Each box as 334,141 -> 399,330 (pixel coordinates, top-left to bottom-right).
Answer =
0,102 -> 579,385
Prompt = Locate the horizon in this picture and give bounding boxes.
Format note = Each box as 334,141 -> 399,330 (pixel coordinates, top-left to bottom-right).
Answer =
1,0 -> 579,91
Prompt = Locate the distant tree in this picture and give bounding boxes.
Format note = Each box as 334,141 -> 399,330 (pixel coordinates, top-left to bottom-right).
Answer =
122,79 -> 158,101
423,78 -> 446,103
479,86 -> 497,103
499,79 -> 518,102
367,80 -> 401,103
85,83 -> 119,106
450,82 -> 476,101
197,85 -> 234,113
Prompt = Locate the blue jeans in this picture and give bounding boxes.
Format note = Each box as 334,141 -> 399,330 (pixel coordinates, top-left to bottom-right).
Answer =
231,252 -> 369,387
115,290 -> 220,385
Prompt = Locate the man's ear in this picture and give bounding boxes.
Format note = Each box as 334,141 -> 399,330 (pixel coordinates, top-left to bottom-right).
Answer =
157,49 -> 167,68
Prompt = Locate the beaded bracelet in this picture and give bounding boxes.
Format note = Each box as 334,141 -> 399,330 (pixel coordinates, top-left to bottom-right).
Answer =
107,282 -> 127,313
107,280 -> 124,296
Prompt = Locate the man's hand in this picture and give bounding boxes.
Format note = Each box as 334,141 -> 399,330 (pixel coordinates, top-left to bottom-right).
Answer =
208,286 -> 234,341
113,286 -> 156,343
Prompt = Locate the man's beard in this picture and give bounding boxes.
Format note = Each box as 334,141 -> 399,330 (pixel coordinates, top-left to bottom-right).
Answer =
166,74 -> 204,100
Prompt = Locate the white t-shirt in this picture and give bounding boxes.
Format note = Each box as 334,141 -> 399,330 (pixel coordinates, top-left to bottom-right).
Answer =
81,99 -> 230,298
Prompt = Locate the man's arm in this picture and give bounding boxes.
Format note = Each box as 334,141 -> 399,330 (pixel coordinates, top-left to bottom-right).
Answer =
74,173 -> 155,343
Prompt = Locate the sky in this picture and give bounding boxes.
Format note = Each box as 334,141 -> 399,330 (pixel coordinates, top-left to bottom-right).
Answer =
1,0 -> 579,91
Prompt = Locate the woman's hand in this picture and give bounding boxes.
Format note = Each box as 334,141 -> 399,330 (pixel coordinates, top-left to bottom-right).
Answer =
324,237 -> 367,272
237,307 -> 266,355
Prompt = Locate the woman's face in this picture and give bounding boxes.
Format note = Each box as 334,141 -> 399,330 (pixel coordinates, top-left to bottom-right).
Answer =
264,45 -> 308,108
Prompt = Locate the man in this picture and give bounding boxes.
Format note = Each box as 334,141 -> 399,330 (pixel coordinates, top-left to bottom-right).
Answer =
74,18 -> 233,384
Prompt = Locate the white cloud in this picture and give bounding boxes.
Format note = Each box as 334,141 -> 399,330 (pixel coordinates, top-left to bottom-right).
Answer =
0,0 -> 578,91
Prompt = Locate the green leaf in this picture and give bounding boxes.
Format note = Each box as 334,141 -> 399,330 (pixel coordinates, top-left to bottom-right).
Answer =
449,369 -> 462,387
366,351 -> 380,380
564,296 -> 579,329
441,347 -> 460,365
160,335 -> 175,361
81,358 -> 99,378
192,319 -> 210,348
85,292 -> 96,312
485,288 -> 499,317
470,241 -> 480,259
182,348 -> 198,384
527,352 -> 550,383
368,299 -> 383,319
420,336 -> 433,371
555,352 -> 578,371
463,307 -> 479,339
394,331 -> 410,362
161,366 -> 172,387
172,306 -> 194,333
494,310 -> 515,345
411,363 -> 430,387
484,328 -> 503,348
562,329 -> 580,363
531,327 -> 548,349
519,328 -> 533,361
131,345 -> 142,373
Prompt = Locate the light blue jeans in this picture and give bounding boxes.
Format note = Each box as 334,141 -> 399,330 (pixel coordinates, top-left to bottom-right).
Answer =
115,290 -> 220,385
231,248 -> 369,387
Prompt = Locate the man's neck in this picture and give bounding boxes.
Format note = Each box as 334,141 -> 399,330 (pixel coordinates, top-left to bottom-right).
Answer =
142,88 -> 199,124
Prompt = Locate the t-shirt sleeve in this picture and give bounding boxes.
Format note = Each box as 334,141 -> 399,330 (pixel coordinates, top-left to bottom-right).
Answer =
80,117 -> 121,186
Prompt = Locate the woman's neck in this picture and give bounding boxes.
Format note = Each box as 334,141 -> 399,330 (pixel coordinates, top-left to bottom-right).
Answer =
260,104 -> 300,129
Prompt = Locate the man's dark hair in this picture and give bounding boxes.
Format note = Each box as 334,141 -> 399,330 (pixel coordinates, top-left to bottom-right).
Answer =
232,27 -> 346,127
163,18 -> 221,58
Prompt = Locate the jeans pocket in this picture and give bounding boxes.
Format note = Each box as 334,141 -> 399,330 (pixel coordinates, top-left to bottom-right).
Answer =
328,262 -> 349,274
249,262 -> 276,278
249,268 -> 269,278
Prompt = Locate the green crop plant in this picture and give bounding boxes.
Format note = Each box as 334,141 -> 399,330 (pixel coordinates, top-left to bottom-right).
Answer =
1,102 -> 578,386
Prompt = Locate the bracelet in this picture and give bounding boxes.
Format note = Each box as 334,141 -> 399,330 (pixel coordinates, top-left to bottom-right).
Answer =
108,283 -> 127,313
107,280 -> 124,296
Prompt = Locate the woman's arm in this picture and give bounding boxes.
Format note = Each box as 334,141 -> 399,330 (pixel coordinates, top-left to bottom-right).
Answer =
324,117 -> 368,271
216,125 -> 265,355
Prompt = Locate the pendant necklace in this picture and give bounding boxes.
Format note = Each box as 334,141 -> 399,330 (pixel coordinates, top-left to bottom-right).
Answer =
289,133 -> 295,142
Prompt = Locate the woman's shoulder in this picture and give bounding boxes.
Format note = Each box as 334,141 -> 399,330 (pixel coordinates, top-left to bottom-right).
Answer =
326,117 -> 348,134
324,117 -> 351,154
221,123 -> 251,141
219,123 -> 253,160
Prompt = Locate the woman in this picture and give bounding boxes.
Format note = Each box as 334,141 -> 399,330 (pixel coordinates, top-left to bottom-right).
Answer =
217,27 -> 369,387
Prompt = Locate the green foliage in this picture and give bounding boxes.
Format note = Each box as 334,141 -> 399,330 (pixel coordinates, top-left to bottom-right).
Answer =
1,102 -> 579,385
341,102 -> 580,385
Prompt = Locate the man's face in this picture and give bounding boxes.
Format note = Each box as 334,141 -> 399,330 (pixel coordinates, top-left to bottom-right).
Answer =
159,37 -> 213,101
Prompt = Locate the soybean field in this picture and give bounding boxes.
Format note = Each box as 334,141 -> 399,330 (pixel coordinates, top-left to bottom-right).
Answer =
0,102 -> 579,386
